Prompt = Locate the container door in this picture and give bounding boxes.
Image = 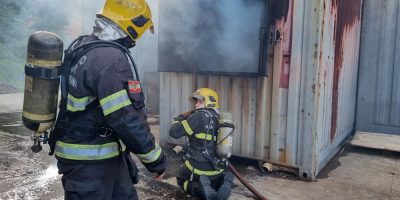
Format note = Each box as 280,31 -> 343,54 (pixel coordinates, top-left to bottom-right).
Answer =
356,0 -> 400,134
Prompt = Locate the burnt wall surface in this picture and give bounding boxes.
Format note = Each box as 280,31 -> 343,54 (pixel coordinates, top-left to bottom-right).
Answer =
270,0 -> 290,22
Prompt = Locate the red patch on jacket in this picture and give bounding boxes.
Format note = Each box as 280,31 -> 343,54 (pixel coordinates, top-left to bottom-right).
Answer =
128,80 -> 141,93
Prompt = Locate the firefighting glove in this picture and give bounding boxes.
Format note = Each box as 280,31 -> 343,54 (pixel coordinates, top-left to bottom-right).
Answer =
173,111 -> 193,121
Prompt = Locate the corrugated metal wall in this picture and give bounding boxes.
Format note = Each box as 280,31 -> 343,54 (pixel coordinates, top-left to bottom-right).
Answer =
312,0 -> 362,175
357,0 -> 400,134
160,74 -> 273,160
159,0 -> 362,180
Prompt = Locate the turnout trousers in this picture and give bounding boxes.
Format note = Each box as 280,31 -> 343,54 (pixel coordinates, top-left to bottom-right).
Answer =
57,154 -> 138,200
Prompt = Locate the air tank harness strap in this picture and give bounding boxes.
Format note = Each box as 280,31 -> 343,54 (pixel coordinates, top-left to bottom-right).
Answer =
184,160 -> 224,176
25,64 -> 61,79
57,120 -> 114,138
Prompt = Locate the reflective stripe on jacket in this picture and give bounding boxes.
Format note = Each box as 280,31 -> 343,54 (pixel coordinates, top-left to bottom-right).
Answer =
55,141 -> 123,161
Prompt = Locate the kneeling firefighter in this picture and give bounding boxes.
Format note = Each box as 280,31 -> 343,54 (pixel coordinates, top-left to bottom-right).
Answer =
24,0 -> 167,199
169,88 -> 235,200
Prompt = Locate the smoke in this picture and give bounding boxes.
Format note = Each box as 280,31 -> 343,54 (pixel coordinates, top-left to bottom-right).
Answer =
0,0 -> 159,91
158,0 -> 266,74
0,0 -> 97,90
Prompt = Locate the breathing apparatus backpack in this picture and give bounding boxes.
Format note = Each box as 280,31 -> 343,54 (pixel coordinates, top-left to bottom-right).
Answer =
22,31 -> 140,153
216,112 -> 235,160
183,109 -> 235,170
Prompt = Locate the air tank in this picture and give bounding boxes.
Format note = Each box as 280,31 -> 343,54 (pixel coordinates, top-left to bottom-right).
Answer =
22,31 -> 63,152
217,112 -> 235,160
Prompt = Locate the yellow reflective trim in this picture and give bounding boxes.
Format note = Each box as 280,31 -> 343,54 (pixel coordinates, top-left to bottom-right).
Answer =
184,160 -> 223,176
26,58 -> 62,68
67,104 -> 85,112
22,111 -> 55,121
56,141 -> 118,149
136,143 -> 162,163
195,133 -> 215,141
103,100 -> 131,116
68,94 -> 90,103
100,90 -> 127,105
100,90 -> 132,116
55,150 -> 119,160
66,94 -> 93,112
183,180 -> 189,191
54,141 -> 121,160
182,120 -> 193,136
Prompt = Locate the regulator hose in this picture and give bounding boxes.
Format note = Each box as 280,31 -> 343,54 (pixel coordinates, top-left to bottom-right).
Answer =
228,162 -> 268,200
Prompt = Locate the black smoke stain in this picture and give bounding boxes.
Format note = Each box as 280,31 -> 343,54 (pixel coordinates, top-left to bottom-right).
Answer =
270,0 -> 290,22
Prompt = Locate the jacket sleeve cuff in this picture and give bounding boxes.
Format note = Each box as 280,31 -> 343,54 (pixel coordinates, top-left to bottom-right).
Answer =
143,151 -> 167,174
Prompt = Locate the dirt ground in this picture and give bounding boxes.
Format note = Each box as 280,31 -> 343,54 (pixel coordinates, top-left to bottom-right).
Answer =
1,92 -> 400,200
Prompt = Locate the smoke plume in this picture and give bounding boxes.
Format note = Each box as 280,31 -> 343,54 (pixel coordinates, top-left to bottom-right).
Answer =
158,0 -> 266,74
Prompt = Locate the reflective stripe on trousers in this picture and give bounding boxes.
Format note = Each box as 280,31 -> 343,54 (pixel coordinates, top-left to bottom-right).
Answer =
183,180 -> 189,191
55,141 -> 123,160
184,160 -> 223,176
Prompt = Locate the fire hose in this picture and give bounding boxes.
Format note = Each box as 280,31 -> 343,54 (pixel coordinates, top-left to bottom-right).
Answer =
228,162 -> 268,200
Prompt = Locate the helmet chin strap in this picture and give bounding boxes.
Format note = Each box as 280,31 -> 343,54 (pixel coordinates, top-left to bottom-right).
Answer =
114,36 -> 136,48
195,104 -> 205,110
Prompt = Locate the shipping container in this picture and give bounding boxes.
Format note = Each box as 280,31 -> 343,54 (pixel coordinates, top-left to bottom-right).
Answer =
158,0 -> 363,180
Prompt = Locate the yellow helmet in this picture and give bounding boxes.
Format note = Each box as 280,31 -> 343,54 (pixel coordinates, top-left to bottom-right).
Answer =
98,0 -> 154,42
192,88 -> 220,109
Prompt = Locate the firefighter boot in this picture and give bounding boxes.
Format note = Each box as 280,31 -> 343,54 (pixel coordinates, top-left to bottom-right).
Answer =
217,172 -> 234,200
199,175 -> 218,200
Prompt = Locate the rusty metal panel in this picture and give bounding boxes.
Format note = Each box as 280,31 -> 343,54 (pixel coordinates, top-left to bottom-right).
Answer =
357,0 -> 400,134
286,0 -> 305,166
292,0 -> 322,179
286,0 -> 362,179
330,0 -> 362,140
269,0 -> 292,164
314,0 -> 362,176
255,77 -> 273,160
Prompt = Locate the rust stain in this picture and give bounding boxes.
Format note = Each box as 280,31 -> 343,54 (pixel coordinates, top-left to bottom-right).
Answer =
279,148 -> 286,163
275,0 -> 293,89
279,55 -> 291,88
312,84 -> 316,95
330,0 -> 362,140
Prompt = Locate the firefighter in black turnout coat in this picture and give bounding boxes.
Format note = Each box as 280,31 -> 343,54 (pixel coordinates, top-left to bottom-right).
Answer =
48,0 -> 167,199
169,88 -> 234,200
